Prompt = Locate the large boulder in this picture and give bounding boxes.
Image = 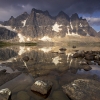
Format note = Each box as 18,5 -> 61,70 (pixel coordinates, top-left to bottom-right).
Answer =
0,88 -> 11,100
62,79 -> 100,100
31,80 -> 53,95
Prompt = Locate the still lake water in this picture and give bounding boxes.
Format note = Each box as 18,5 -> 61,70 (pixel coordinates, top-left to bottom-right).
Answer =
0,45 -> 100,100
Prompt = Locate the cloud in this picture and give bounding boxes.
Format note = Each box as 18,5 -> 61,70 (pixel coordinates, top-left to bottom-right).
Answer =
85,17 -> 100,26
0,0 -> 100,21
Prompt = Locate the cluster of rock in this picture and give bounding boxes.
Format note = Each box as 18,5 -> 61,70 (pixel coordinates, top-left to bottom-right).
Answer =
73,50 -> 100,65
0,67 -> 100,100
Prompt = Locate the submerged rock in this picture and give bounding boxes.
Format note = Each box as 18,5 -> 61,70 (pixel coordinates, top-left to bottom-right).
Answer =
62,79 -> 100,100
0,88 -> 11,100
87,61 -> 96,65
85,54 -> 94,60
31,80 -> 53,95
52,90 -> 70,100
72,46 -> 76,48
0,69 -> 6,75
0,72 -> 21,86
73,51 -> 85,58
82,65 -> 92,71
17,91 -> 30,100
22,56 -> 29,62
96,61 -> 100,65
59,48 -> 66,51
73,53 -> 80,58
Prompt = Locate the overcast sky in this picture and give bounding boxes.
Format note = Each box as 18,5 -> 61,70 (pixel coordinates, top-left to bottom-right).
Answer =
0,0 -> 100,31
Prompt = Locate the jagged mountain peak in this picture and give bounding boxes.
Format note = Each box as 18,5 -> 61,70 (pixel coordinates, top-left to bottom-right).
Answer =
31,8 -> 44,13
0,8 -> 99,42
57,11 -> 69,18
23,12 -> 28,15
31,8 -> 50,16
71,13 -> 79,20
10,16 -> 15,20
58,11 -> 66,15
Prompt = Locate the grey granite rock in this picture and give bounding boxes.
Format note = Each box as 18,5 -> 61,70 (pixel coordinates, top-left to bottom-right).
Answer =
62,79 -> 100,100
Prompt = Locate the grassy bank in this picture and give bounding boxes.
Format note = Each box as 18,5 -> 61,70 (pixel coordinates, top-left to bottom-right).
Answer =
66,41 -> 100,46
0,41 -> 37,47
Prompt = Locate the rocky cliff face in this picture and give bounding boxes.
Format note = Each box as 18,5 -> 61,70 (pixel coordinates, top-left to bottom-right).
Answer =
0,27 -> 17,40
3,12 -> 29,28
0,8 -> 99,42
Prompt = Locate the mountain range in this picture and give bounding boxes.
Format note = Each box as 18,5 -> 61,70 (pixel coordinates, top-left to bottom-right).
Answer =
0,8 -> 99,42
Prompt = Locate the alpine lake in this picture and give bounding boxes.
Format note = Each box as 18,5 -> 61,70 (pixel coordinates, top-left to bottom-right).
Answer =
0,43 -> 100,100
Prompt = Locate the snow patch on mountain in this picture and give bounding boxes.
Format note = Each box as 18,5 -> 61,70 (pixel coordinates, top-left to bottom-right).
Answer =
86,33 -> 90,36
13,27 -> 16,31
39,36 -> 52,41
79,23 -> 83,27
18,33 -> 31,42
70,21 -> 73,30
0,24 -> 15,31
21,19 -> 27,27
27,38 -> 31,41
66,28 -> 80,36
18,33 -> 25,42
67,32 -> 80,36
52,22 -> 62,32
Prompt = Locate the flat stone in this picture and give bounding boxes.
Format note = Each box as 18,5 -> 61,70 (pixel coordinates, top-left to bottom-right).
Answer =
31,80 -> 53,95
62,79 -> 100,100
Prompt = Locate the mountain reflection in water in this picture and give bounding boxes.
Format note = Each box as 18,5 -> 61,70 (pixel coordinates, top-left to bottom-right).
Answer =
0,46 -> 100,76
0,46 -> 100,100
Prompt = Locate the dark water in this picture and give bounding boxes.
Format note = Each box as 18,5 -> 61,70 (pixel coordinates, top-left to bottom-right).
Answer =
0,46 -> 100,100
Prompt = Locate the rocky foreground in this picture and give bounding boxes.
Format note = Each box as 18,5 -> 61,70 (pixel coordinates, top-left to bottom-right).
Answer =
0,49 -> 100,100
0,70 -> 100,100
